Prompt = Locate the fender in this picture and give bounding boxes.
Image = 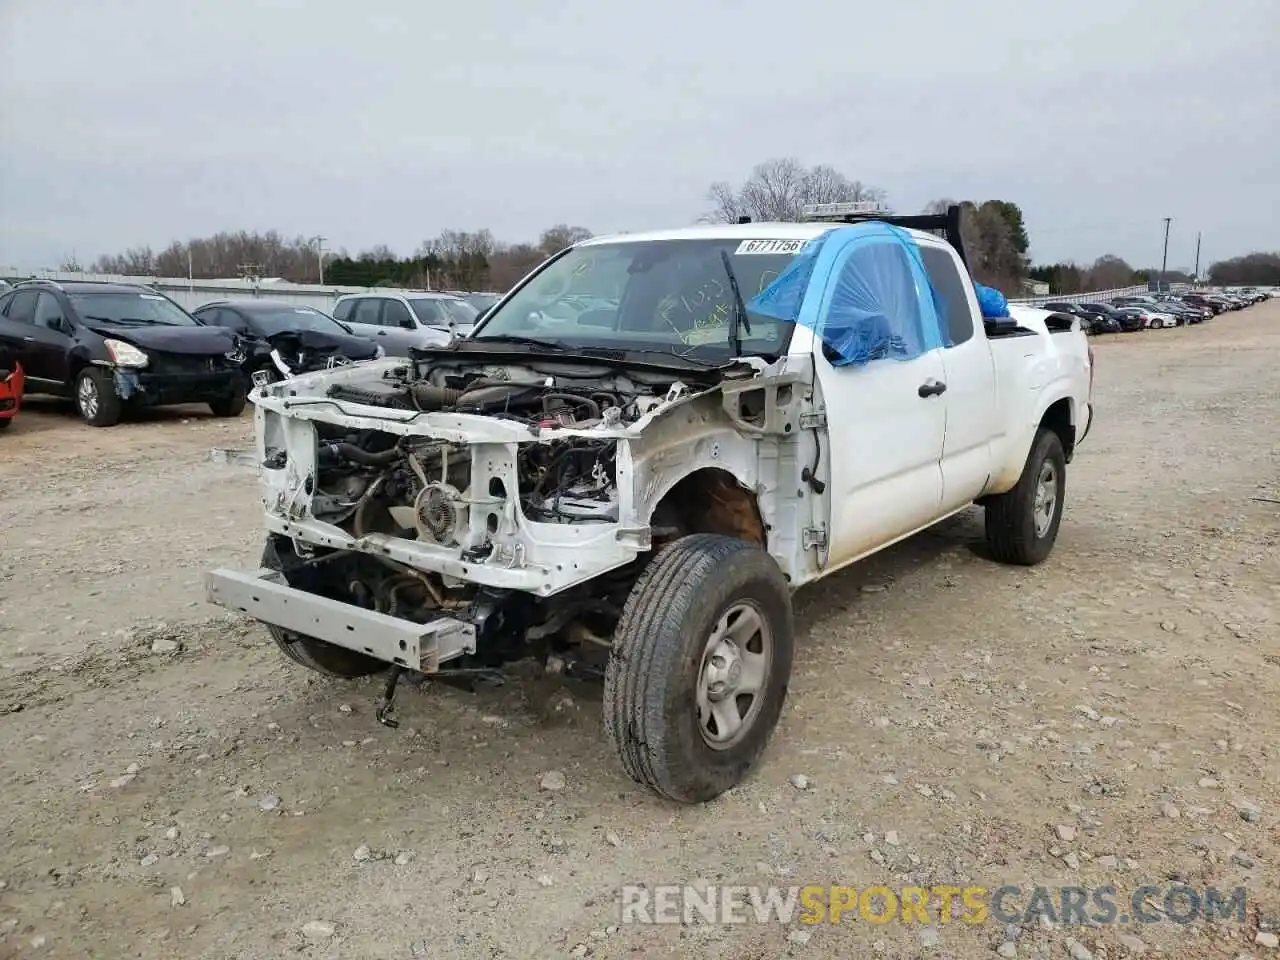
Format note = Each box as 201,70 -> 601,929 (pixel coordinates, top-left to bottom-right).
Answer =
986,384 -> 1078,495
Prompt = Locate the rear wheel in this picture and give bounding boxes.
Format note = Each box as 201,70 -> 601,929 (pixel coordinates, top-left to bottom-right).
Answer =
983,427 -> 1067,566
260,538 -> 385,679
0,417 -> 11,430
604,534 -> 794,804
75,367 -> 122,427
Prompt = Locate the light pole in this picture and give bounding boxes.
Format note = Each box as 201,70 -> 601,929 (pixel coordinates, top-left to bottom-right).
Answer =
311,236 -> 327,285
1160,218 -> 1171,291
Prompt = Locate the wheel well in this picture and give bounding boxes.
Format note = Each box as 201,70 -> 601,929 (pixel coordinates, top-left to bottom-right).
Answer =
67,355 -> 93,390
1040,398 -> 1075,462
649,468 -> 766,547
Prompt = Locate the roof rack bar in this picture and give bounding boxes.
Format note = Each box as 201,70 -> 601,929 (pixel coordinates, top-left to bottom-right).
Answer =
798,202 -> 970,268
799,200 -> 891,219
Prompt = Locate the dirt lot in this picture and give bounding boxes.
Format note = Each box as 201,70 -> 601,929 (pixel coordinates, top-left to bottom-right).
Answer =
1,306 -> 1277,960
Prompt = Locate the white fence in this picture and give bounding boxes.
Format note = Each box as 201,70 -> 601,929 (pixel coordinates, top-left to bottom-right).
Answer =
1009,284 -> 1182,307
0,269 -> 430,312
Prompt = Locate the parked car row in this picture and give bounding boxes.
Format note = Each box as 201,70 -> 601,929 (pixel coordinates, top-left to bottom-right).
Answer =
0,281 -> 485,427
1041,288 -> 1274,335
0,274 -> 1270,429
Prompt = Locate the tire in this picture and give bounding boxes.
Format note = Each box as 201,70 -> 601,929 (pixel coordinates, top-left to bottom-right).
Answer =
1150,318 -> 1163,329
984,427 -> 1067,566
209,391 -> 247,418
0,417 -> 11,430
75,367 -> 122,427
260,538 -> 385,679
604,534 -> 795,804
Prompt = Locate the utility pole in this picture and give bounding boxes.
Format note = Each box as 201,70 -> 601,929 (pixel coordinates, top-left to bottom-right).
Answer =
1160,217 -> 1172,291
311,236 -> 327,285
1193,232 -> 1201,284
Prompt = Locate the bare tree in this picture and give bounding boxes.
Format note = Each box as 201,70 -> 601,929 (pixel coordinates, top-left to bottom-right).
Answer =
358,245 -> 397,262
91,246 -> 158,276
704,158 -> 887,223
489,242 -> 546,291
418,229 -> 498,290
537,224 -> 593,256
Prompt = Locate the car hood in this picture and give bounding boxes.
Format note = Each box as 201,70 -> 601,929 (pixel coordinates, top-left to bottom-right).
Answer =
87,323 -> 238,356
263,328 -> 379,357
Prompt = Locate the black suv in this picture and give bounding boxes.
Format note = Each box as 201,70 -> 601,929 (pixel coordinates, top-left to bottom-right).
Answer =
0,280 -> 247,426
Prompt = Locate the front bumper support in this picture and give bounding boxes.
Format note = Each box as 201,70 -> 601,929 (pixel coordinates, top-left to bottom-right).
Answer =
205,567 -> 476,672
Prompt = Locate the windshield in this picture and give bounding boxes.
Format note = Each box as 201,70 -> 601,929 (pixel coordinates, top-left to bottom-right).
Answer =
71,291 -> 199,326
441,298 -> 479,325
246,306 -> 347,337
409,297 -> 478,327
471,238 -> 805,361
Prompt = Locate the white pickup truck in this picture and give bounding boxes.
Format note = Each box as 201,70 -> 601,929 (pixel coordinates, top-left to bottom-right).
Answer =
205,205 -> 1094,804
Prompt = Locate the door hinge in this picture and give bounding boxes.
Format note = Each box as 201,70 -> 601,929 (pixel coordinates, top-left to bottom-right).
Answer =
800,406 -> 827,429
802,526 -> 827,550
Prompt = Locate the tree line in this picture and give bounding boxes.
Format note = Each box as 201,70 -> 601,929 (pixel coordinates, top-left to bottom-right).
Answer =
1205,252 -> 1280,286
82,224 -> 593,293
77,157 -> 1270,295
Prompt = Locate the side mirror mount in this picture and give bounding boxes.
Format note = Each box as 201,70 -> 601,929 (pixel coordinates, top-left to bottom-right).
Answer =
400,316 -> 416,330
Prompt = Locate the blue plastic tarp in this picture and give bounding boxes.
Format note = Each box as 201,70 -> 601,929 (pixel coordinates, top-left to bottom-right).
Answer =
746,222 -> 951,366
974,282 -> 1009,319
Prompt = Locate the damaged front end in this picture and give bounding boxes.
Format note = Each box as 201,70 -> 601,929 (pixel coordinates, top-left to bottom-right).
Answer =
205,343 -> 813,680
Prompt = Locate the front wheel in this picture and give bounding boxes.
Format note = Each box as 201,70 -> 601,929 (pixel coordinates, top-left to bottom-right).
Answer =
75,367 -> 122,427
604,534 -> 795,804
1150,318 -> 1163,329
983,427 -> 1067,566
209,391 -> 247,418
260,538 -> 385,678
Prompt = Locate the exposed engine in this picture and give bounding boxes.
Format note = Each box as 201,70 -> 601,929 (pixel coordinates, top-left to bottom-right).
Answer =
308,355 -> 707,535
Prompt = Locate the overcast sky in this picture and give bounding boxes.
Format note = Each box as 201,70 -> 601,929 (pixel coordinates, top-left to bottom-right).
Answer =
1,0 -> 1275,274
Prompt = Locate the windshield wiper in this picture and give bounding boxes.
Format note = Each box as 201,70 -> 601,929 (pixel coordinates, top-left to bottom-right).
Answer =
470,334 -> 565,350
84,315 -> 141,324
719,250 -> 752,356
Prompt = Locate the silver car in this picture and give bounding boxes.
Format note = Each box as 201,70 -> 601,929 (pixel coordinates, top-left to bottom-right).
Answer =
331,292 -> 479,356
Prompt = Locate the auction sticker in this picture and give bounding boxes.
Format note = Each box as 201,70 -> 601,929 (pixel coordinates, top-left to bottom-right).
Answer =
734,238 -> 808,256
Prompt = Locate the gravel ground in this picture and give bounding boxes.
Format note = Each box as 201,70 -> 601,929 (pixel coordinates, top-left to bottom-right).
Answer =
1,305 -> 1277,960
